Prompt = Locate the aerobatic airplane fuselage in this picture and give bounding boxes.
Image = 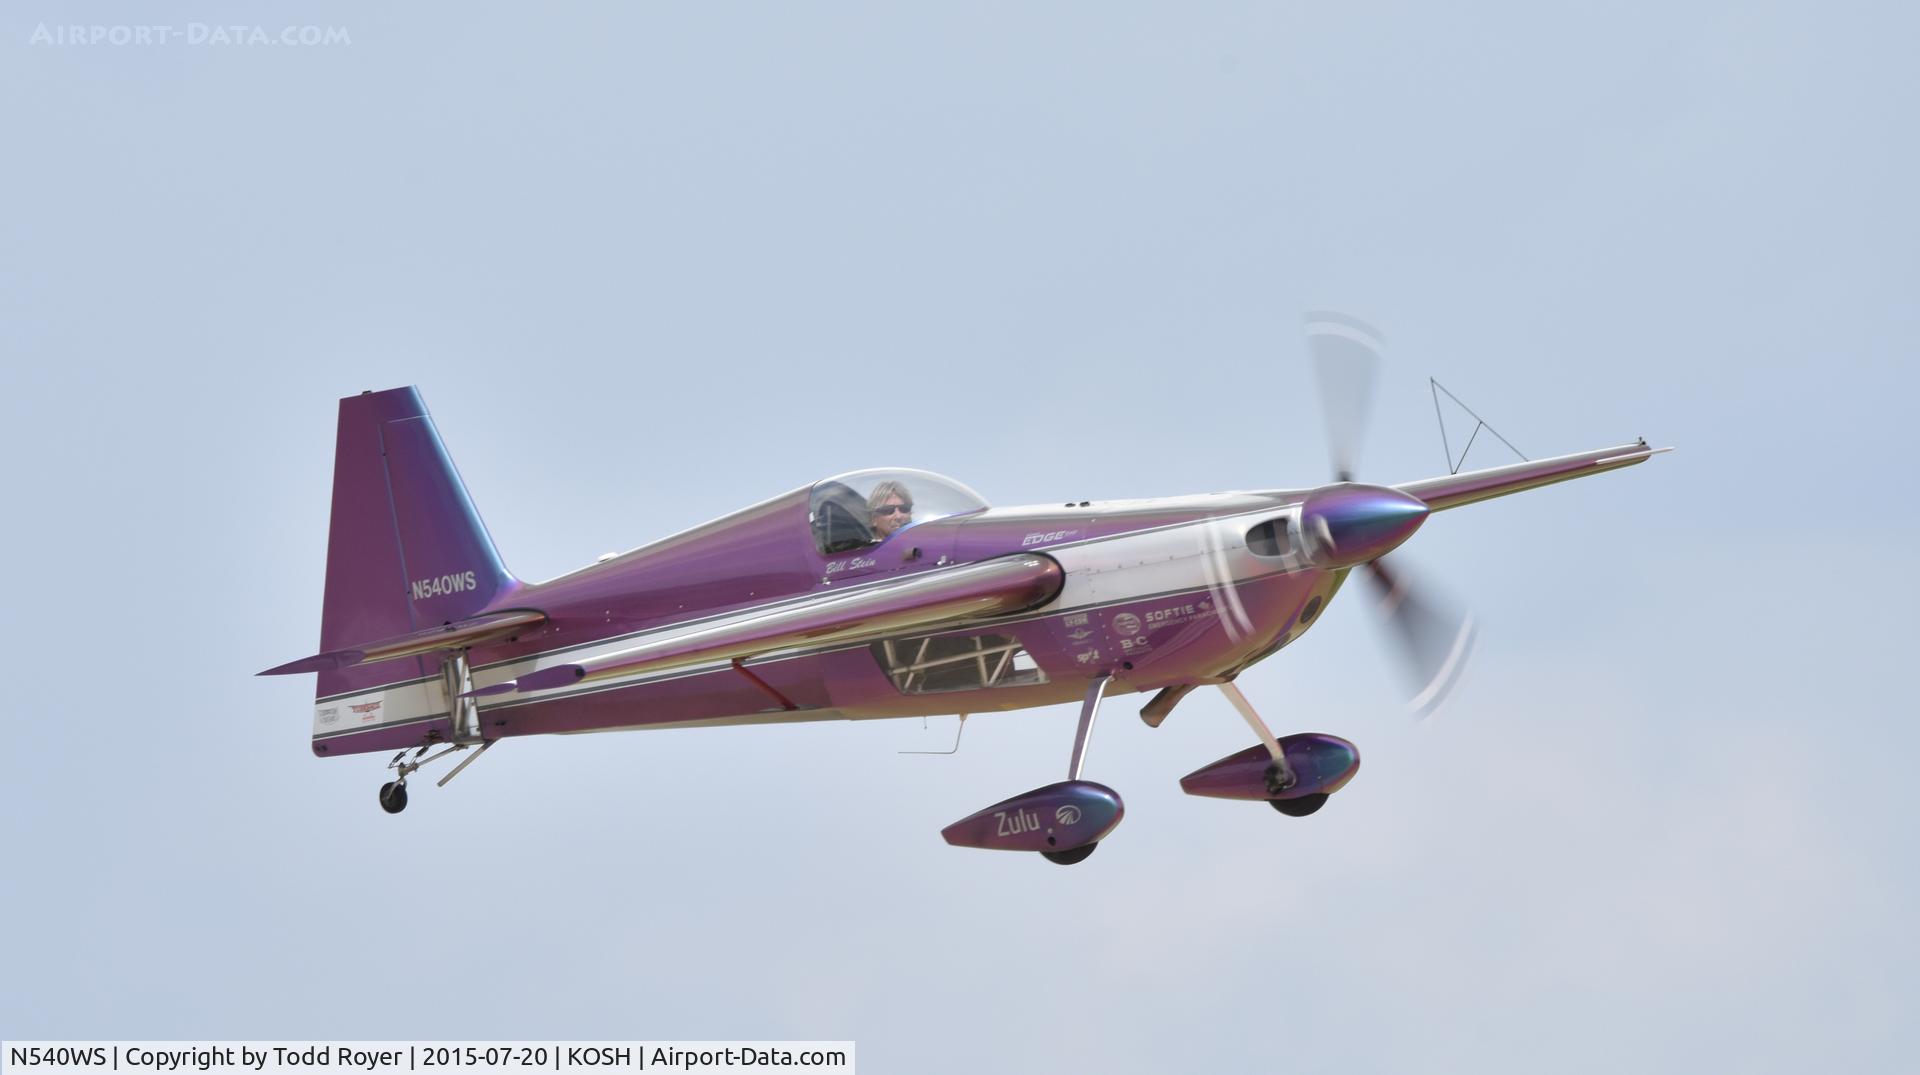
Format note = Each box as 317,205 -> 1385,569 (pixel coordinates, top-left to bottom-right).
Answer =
266,369 -> 1666,864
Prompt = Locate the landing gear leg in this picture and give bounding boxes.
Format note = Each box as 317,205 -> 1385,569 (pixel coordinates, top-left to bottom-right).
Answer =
1067,674 -> 1111,782
1217,681 -> 1296,796
942,675 -> 1125,863
1043,674 -> 1112,865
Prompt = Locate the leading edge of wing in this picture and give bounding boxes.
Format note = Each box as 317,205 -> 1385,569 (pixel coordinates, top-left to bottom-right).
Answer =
1395,440 -> 1672,513
473,553 -> 1066,697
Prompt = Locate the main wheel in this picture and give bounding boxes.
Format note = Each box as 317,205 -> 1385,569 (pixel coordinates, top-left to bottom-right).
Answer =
1041,843 -> 1098,866
378,781 -> 409,814
1269,793 -> 1328,817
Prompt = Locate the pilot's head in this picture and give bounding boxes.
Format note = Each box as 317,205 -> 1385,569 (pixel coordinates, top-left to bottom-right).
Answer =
867,481 -> 914,540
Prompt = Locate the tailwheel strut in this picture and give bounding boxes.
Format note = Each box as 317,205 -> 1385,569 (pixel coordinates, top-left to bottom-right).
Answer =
373,651 -> 497,815
375,739 -> 495,815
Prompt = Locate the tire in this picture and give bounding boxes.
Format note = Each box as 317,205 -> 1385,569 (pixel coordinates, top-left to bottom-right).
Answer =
379,781 -> 409,814
1041,843 -> 1098,865
1269,793 -> 1328,817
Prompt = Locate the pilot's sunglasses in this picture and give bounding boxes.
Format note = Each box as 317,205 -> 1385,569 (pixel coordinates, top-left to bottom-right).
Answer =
874,505 -> 913,516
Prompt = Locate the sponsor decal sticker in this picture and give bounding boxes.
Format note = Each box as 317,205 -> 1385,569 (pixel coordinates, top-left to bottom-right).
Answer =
1055,805 -> 1083,826
316,706 -> 339,726
350,700 -> 382,723
1110,612 -> 1141,637
1146,602 -> 1204,627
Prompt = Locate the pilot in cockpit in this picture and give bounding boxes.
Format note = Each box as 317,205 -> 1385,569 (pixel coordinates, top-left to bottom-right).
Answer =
866,481 -> 914,541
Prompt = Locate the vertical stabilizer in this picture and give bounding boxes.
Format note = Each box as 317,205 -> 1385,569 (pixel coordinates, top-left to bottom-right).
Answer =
316,387 -> 515,698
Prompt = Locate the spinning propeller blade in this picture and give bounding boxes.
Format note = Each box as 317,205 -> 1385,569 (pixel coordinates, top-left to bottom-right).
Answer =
1305,313 -> 1476,716
1306,311 -> 1382,483
1362,556 -> 1477,718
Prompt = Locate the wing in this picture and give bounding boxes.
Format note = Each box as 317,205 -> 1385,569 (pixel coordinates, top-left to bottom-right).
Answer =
1395,440 -> 1671,513
477,553 -> 1065,696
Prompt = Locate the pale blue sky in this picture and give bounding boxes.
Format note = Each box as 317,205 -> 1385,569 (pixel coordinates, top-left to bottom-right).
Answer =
3,3 -> 1914,1071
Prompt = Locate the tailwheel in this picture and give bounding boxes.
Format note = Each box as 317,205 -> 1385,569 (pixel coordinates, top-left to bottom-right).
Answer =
1042,843 -> 1098,866
1269,793 -> 1328,817
378,781 -> 409,814
375,740 -> 495,816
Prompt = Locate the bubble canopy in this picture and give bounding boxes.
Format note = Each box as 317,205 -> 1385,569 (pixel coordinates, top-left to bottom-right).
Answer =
808,468 -> 989,554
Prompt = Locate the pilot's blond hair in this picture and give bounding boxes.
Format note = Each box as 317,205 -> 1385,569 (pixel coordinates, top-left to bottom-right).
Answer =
867,480 -> 913,514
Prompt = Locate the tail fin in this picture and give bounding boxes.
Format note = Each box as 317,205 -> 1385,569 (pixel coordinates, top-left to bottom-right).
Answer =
316,387 -> 516,698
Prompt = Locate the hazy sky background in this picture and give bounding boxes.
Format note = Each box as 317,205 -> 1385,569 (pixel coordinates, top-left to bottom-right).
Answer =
3,2 -> 1915,1071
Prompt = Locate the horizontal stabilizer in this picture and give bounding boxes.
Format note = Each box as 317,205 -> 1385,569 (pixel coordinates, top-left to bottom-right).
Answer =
481,553 -> 1064,696
259,609 -> 546,676
1396,440 -> 1671,513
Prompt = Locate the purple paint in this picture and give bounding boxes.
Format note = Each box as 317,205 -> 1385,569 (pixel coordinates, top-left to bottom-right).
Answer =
315,389 -> 519,700
275,387 -> 1662,777
1179,734 -> 1361,801
1299,484 -> 1428,569
941,781 -> 1124,853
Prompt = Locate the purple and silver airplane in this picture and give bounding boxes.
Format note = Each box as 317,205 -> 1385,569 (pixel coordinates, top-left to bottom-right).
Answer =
263,319 -> 1668,864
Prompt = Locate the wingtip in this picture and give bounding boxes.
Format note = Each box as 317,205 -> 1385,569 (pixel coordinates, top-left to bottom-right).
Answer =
258,655 -> 338,676
462,681 -> 520,698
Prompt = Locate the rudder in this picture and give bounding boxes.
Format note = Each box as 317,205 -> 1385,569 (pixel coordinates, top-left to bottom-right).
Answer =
316,387 -> 516,699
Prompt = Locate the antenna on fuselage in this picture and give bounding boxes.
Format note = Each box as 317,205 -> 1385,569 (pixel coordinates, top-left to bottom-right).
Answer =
899,714 -> 968,756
